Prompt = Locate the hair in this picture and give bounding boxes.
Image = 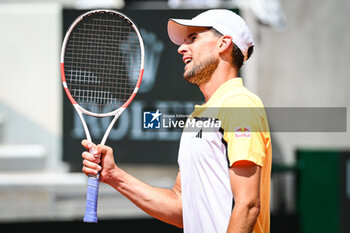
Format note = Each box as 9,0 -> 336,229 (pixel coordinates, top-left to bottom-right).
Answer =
209,28 -> 254,70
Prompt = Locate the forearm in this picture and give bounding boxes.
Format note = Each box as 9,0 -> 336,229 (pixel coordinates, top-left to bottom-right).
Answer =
226,203 -> 260,233
109,167 -> 183,228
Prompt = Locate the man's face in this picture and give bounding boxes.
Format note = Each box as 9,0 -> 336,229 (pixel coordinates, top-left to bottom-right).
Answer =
178,28 -> 221,86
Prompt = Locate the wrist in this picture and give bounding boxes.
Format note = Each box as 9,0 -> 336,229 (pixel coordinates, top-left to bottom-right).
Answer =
107,165 -> 124,189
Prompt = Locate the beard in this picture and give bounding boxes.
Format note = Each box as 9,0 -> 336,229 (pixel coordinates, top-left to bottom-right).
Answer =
184,56 -> 218,86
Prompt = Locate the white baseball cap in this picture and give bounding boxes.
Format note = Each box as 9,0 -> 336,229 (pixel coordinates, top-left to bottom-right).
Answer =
168,9 -> 254,61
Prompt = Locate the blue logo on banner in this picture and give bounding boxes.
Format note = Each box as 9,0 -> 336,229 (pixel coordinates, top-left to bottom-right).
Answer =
143,110 -> 162,129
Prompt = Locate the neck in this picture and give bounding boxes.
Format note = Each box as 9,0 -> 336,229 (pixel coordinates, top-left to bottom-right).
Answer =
199,63 -> 238,102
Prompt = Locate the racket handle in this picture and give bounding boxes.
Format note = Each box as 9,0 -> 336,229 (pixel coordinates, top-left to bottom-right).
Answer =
83,175 -> 100,223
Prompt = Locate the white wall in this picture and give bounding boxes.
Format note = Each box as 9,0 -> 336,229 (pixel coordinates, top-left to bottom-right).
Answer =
242,0 -> 350,213
245,0 -> 350,164
0,3 -> 63,170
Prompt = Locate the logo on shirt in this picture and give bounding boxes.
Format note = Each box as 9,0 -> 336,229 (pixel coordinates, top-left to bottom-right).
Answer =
195,129 -> 203,138
234,126 -> 251,138
143,109 -> 162,129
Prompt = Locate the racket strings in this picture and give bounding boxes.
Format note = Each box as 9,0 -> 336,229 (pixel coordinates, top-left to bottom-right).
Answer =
64,13 -> 141,114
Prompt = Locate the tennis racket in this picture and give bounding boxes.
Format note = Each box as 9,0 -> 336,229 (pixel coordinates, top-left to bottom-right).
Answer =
60,9 -> 144,223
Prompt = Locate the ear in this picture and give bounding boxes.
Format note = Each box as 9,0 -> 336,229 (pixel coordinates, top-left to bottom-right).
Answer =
218,35 -> 232,53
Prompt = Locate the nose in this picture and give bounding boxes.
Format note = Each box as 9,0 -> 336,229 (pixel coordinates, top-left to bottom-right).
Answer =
177,43 -> 188,55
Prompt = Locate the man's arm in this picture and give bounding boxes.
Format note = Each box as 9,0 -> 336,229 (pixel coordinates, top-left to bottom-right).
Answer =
226,161 -> 261,233
81,140 -> 183,228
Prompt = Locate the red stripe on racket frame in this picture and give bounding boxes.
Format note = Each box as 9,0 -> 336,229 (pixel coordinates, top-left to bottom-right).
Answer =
60,63 -> 77,105
122,68 -> 144,108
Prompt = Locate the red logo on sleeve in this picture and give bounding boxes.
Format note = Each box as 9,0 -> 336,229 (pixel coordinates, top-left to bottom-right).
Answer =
234,126 -> 251,138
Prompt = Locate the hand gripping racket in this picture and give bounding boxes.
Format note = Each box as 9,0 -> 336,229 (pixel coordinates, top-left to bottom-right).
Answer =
60,10 -> 144,223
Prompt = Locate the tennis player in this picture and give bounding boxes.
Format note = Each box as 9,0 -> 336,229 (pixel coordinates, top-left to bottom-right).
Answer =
82,9 -> 271,233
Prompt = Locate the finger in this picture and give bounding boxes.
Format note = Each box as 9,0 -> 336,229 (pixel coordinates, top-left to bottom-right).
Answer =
81,140 -> 96,150
90,145 -> 101,158
82,165 -> 99,176
83,159 -> 102,171
82,151 -> 101,164
81,140 -> 100,159
88,145 -> 109,160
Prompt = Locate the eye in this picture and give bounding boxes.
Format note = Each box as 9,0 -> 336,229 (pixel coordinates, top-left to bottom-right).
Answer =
184,33 -> 198,44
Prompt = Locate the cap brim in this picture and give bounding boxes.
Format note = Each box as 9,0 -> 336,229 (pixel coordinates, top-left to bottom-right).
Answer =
167,18 -> 212,45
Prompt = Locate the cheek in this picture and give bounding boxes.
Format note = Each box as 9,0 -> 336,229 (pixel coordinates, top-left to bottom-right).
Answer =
190,38 -> 218,62
196,41 -> 217,59
195,51 -> 216,64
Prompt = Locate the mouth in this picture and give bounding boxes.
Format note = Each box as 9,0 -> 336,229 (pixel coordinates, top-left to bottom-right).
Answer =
183,57 -> 192,65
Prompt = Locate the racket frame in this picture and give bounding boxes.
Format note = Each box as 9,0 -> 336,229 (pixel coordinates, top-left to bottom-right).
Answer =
60,9 -> 144,222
